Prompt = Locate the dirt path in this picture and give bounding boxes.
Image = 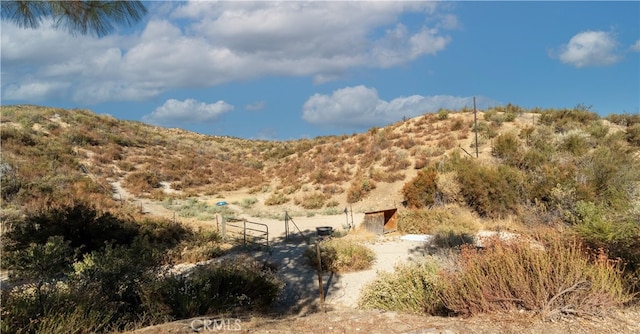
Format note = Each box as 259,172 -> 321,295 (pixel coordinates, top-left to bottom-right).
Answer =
113,185 -> 640,334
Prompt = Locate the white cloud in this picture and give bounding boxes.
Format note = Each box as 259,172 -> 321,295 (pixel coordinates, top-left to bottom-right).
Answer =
302,85 -> 486,128
371,24 -> 451,68
631,40 -> 640,52
1,2 -> 455,104
143,98 -> 234,125
1,81 -> 71,101
556,30 -> 620,67
245,101 -> 266,111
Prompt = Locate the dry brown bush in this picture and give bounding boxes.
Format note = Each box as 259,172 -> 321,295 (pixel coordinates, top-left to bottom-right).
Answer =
441,235 -> 631,319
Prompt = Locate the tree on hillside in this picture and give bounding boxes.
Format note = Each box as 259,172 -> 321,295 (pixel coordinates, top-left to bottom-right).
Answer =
1,0 -> 147,37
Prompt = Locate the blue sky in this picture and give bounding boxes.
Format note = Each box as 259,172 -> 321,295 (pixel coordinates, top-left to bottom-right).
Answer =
2,1 -> 639,140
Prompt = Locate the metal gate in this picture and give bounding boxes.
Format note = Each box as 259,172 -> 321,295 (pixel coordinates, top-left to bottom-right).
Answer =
222,218 -> 269,247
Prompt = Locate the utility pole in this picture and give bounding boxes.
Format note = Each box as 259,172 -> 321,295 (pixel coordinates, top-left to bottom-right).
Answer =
474,96 -> 479,158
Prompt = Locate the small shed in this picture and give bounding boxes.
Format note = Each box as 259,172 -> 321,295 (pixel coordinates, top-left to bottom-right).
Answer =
361,208 -> 398,235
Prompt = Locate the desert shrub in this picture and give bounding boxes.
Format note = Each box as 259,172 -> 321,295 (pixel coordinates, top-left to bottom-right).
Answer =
560,132 -> 590,156
579,145 -> 640,210
519,148 -> 549,171
239,197 -> 258,209
2,203 -> 139,267
359,260 -> 444,314
587,120 -> 610,140
1,236 -> 166,333
539,107 -> 599,132
122,171 -> 162,194
296,192 -> 326,209
432,230 -> 475,248
325,199 -> 340,208
1,282 -> 125,334
171,228 -> 223,263
0,163 -> 22,203
607,113 -> 640,127
398,207 -> 479,235
450,118 -> 465,131
570,201 -> 640,292
0,126 -> 38,146
440,235 -> 631,319
455,160 -> 524,218
491,132 -> 523,166
483,109 -> 497,122
305,239 -> 375,273
264,192 -> 290,206
570,201 -> 637,243
437,135 -> 456,150
625,123 -> 640,146
475,121 -> 498,139
66,128 -> 101,146
484,109 -> 505,126
413,158 -> 428,170
435,171 -> 462,205
437,109 -> 449,120
145,256 -> 282,319
346,177 -> 376,203
401,168 -> 438,209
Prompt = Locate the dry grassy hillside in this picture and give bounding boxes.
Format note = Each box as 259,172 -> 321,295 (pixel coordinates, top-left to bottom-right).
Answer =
2,103 -> 639,223
3,104 -> 640,333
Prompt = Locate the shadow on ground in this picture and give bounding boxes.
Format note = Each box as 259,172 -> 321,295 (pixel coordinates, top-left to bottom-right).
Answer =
224,229 -> 341,316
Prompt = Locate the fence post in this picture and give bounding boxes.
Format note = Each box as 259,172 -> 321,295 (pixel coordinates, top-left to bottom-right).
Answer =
315,241 -> 325,312
243,219 -> 247,245
221,215 -> 226,240
285,211 -> 289,241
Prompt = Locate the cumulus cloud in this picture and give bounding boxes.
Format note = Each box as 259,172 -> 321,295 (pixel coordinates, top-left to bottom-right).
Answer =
143,98 -> 234,126
1,2 -> 455,104
1,81 -> 71,101
556,30 -> 620,67
631,40 -> 640,52
302,85 -> 486,128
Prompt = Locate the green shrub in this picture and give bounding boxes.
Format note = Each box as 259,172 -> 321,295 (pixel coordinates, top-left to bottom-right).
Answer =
455,160 -> 524,218
359,260 -> 444,314
539,107 -> 599,132
475,121 -> 498,139
587,120 -> 609,140
580,145 -> 640,210
1,238 -> 165,333
240,197 -> 258,209
432,230 -> 475,248
305,239 -> 375,273
560,132 -> 590,156
440,235 -> 631,319
1,283 -> 123,334
0,203 -> 228,333
491,132 -> 523,166
145,256 -> 282,318
437,109 -> 449,120
570,201 -> 640,293
401,168 -> 438,209
2,203 -> 139,267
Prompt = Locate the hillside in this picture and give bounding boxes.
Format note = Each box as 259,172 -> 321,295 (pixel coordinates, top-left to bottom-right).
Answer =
4,104 -> 630,216
2,104 -> 640,333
